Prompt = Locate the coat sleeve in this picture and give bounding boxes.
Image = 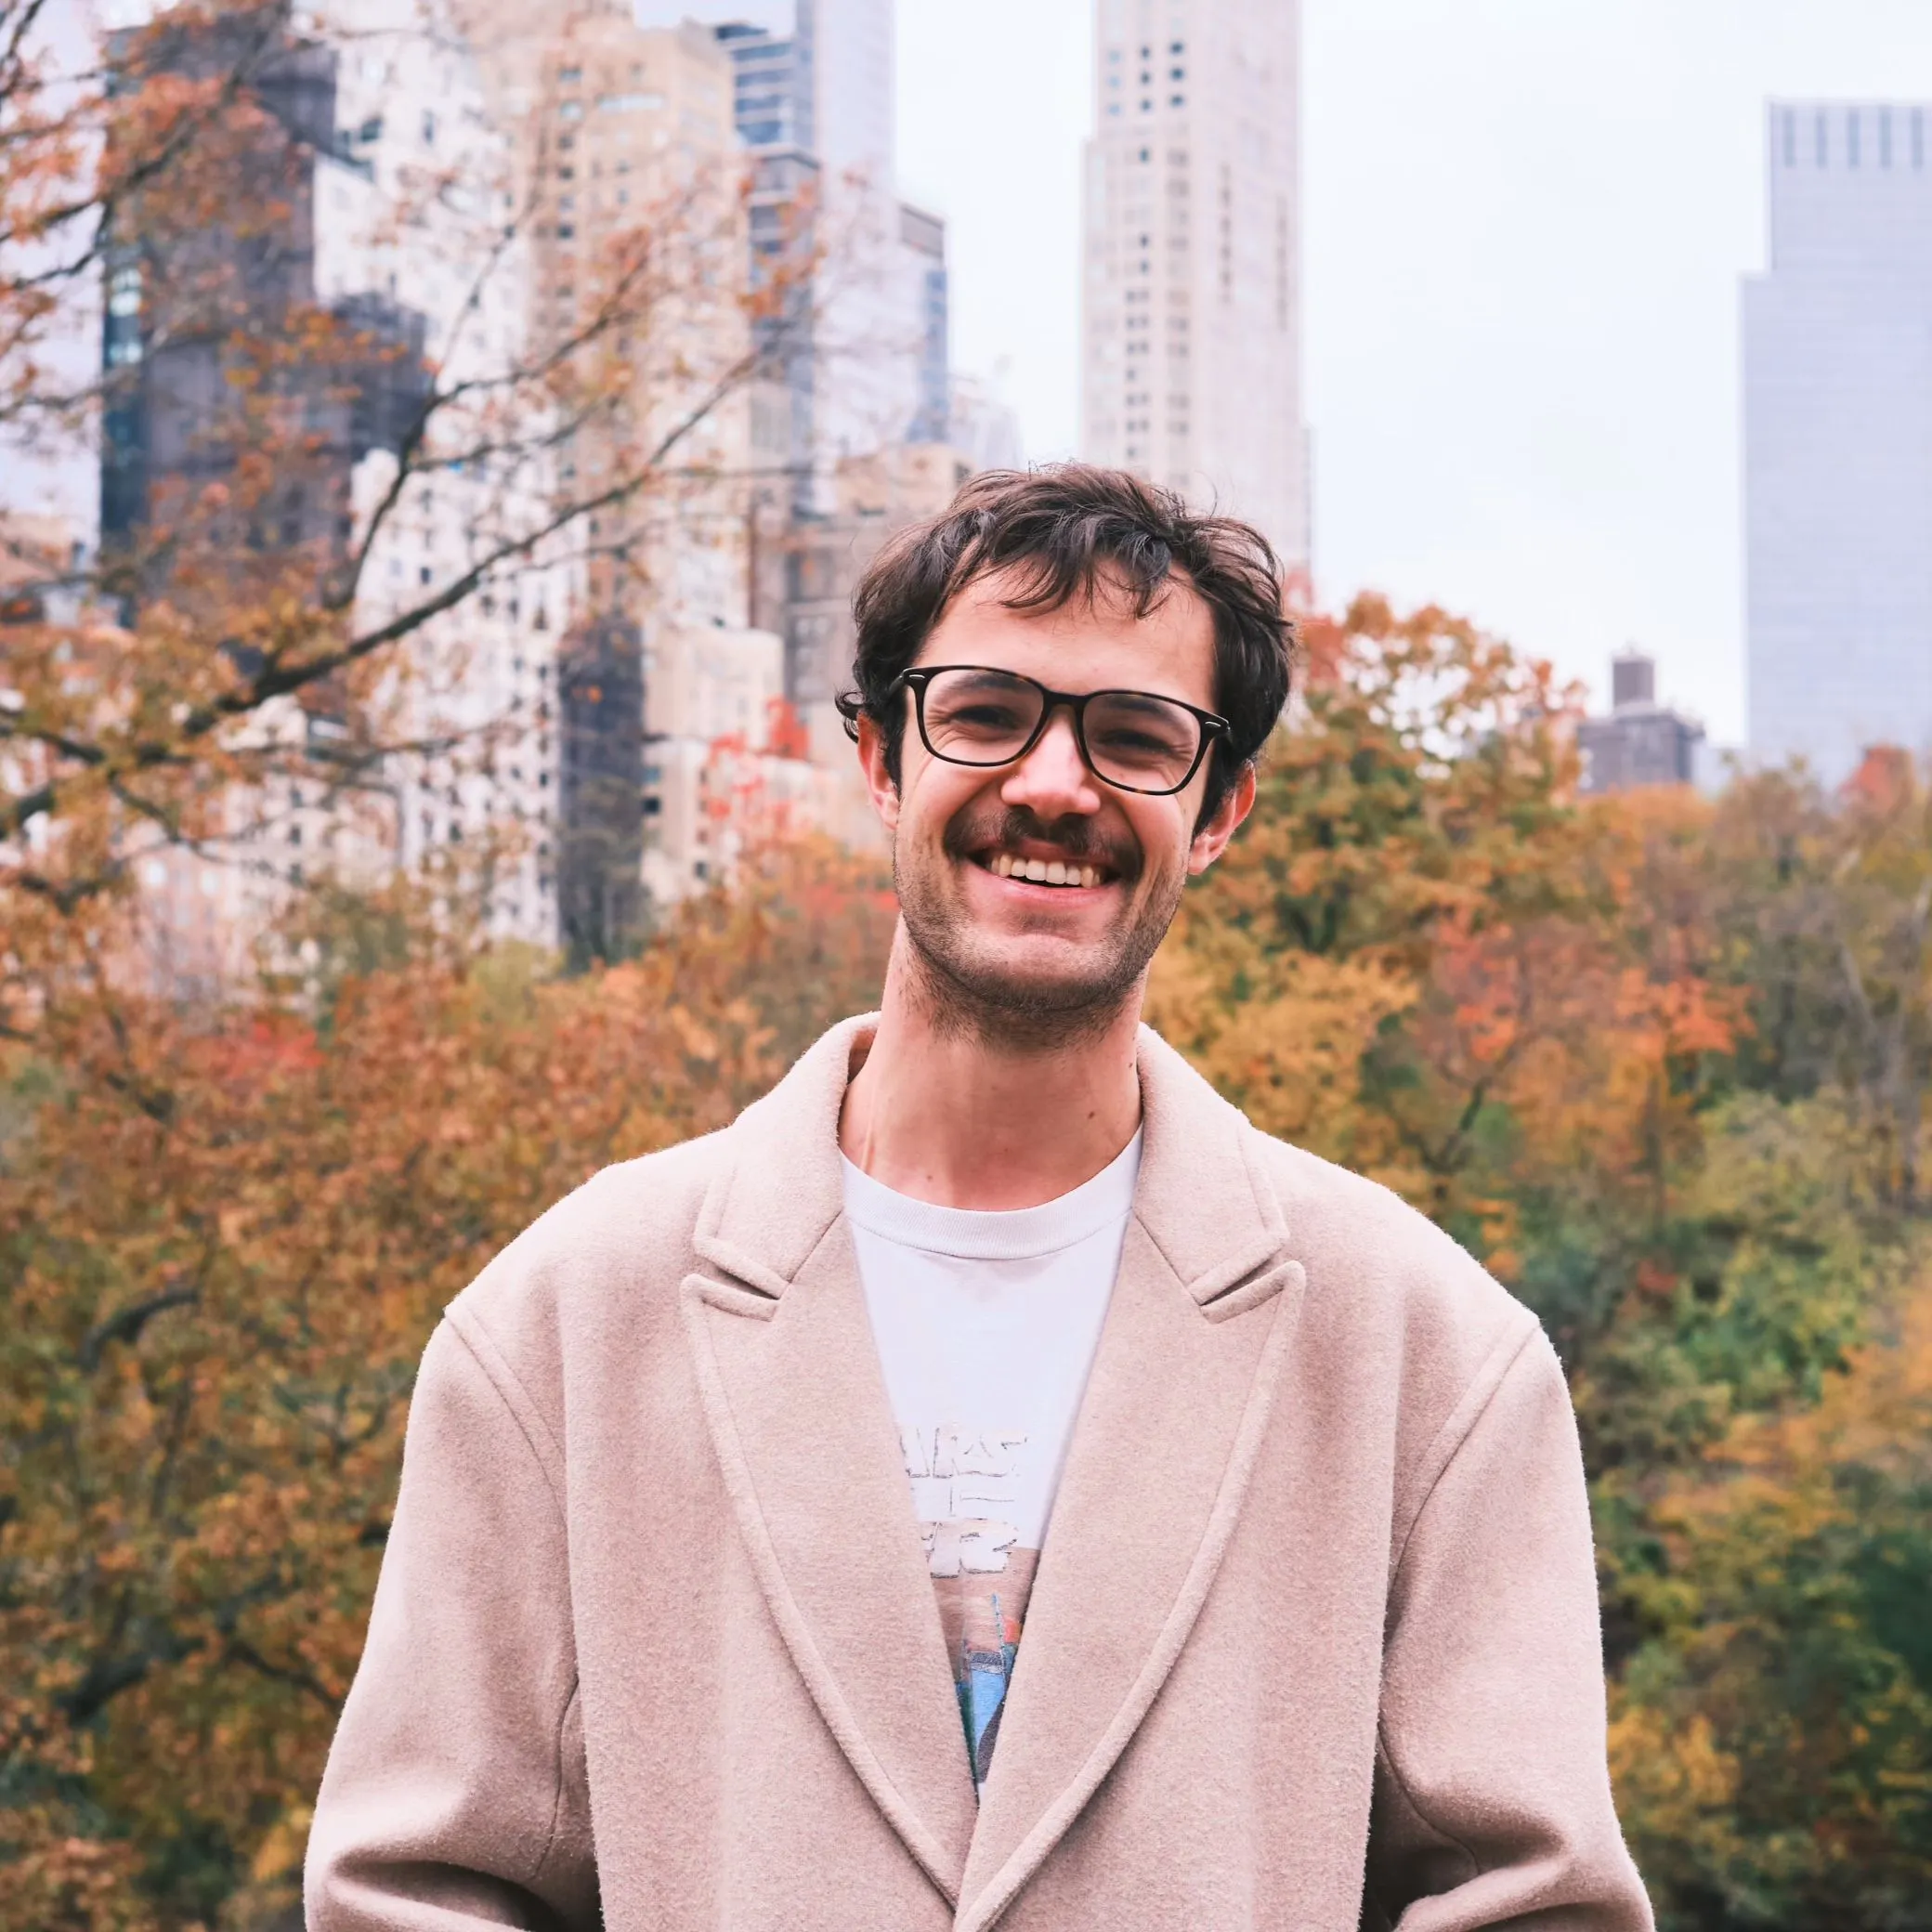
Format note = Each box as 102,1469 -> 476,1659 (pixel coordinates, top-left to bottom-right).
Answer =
1362,1324 -> 1652,1932
307,1315 -> 598,1932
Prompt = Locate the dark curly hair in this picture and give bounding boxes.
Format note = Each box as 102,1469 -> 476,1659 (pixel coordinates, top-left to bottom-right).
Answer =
835,463 -> 1297,824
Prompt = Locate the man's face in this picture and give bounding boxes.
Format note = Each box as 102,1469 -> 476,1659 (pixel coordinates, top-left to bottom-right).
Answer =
856,567 -> 1256,1038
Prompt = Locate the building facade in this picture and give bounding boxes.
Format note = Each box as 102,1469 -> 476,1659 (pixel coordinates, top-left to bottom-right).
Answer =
458,1 -> 967,908
476,2 -> 777,940
1576,651 -> 1706,796
644,0 -> 948,478
1080,0 -> 1311,573
1744,102 -> 1932,782
100,0 -> 567,974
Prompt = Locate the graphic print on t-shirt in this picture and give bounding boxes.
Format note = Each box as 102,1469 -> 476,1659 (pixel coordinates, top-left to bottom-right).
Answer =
842,1131 -> 1139,1796
902,1421 -> 1038,1788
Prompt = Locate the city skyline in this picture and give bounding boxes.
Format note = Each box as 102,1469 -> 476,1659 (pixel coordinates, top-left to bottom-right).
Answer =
34,2 -> 1932,749
896,0 -> 1932,744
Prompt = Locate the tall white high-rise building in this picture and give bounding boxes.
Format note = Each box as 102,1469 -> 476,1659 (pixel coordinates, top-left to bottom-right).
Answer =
1744,102 -> 1932,782
1080,0 -> 1310,572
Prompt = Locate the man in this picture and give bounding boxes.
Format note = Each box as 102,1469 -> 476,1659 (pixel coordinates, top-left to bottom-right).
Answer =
308,467 -> 1651,1930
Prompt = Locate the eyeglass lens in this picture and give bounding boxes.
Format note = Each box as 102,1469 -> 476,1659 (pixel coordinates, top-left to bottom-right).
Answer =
920,668 -> 1205,793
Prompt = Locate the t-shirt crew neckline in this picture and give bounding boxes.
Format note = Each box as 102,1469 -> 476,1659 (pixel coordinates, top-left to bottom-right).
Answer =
839,1131 -> 1143,1261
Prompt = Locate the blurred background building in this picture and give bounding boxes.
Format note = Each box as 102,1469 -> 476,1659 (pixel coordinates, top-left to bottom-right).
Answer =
1577,649 -> 1707,795
1744,101 -> 1932,784
79,0 -> 1267,973
1079,0 -> 1311,576
639,0 -> 949,484
84,0 -> 1004,973
98,0 -> 568,987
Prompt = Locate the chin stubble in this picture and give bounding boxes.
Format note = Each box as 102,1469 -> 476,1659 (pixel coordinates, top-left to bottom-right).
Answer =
891,811 -> 1184,1051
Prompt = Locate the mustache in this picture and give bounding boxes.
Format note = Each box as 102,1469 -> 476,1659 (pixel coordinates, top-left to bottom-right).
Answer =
943,804 -> 1142,880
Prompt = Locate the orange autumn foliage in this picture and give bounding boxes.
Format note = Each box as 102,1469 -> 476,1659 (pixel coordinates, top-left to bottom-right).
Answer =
2,843 -> 894,1929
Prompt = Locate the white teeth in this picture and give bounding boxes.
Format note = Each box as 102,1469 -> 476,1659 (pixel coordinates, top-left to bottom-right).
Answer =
986,851 -> 1105,886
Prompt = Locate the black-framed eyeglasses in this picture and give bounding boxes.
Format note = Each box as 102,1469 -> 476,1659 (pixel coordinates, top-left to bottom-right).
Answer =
894,665 -> 1230,798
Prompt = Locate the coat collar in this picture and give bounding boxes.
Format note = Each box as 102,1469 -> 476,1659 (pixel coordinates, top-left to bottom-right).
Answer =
681,1015 -> 1305,1923
692,1013 -> 1292,1313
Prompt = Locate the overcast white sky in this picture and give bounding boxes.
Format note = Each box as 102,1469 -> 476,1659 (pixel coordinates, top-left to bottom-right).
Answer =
896,1 -> 1932,743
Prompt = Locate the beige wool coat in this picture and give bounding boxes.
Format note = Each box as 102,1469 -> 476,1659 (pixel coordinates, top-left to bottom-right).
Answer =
307,1017 -> 1651,1932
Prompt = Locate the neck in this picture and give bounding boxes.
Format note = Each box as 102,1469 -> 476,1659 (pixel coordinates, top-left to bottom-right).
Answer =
839,922 -> 1145,1210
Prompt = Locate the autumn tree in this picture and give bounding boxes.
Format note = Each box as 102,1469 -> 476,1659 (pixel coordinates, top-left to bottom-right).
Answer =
1,838 -> 894,1929
2,2 -> 836,1921
1152,598 -> 1932,1926
2,0 -> 803,987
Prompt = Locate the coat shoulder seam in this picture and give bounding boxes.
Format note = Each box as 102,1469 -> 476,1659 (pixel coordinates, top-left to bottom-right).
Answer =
439,1308 -> 568,1525
1388,1312 -> 1540,1586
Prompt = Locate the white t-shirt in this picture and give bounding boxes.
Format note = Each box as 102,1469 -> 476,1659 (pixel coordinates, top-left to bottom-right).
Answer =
842,1133 -> 1142,1790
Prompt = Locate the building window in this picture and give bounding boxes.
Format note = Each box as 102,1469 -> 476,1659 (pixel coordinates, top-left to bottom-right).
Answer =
1847,108 -> 1860,167
1816,109 -> 1828,167
1780,108 -> 1795,167
1879,107 -> 1893,168
1914,109 -> 1926,169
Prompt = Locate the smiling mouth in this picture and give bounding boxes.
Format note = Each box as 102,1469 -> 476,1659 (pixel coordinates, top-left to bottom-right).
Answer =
973,848 -> 1113,890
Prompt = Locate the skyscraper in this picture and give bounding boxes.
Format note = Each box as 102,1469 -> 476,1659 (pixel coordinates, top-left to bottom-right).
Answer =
1080,0 -> 1311,573
1744,102 -> 1932,781
100,0 -> 565,959
639,0 -> 946,472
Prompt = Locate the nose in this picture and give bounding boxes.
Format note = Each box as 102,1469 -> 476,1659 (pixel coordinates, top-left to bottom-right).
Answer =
1000,705 -> 1102,819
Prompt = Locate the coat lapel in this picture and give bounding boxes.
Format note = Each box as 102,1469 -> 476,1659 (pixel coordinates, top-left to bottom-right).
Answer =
680,1018 -> 1306,1929
953,1029 -> 1308,1932
680,1018 -> 980,1904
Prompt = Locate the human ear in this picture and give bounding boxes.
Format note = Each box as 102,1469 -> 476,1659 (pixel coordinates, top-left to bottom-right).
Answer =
855,712 -> 902,835
1186,762 -> 1257,876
